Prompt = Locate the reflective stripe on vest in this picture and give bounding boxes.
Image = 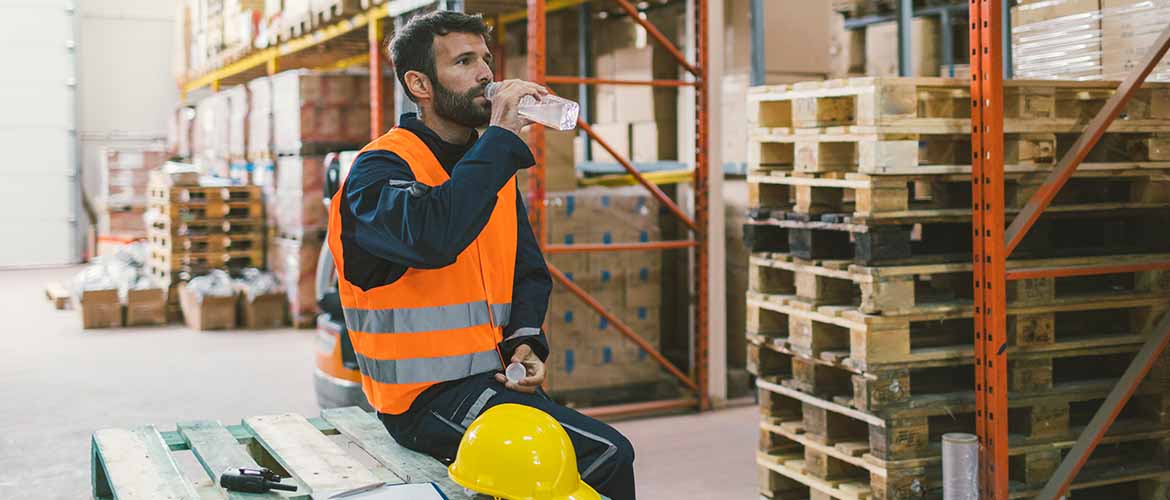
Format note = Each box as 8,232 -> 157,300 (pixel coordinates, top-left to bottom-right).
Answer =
354,348 -> 503,385
344,300 -> 512,333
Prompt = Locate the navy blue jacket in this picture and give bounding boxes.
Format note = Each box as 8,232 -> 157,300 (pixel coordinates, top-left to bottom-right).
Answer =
339,114 -> 552,369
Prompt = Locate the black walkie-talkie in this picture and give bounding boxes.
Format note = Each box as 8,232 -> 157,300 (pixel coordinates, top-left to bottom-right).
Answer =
220,467 -> 299,493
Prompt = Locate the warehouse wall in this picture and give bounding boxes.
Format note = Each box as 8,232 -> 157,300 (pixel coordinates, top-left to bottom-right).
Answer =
78,0 -> 177,245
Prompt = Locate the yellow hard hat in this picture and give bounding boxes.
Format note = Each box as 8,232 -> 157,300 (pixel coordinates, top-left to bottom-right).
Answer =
448,404 -> 601,500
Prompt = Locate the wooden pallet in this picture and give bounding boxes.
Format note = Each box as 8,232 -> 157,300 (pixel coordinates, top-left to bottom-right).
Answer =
748,252 -> 1170,315
749,327 -> 1170,413
746,77 -> 1170,134
149,184 -> 261,205
756,376 -> 1170,464
312,0 -> 362,25
757,413 -> 1170,499
45,281 -> 71,310
149,200 -> 265,222
149,247 -> 265,271
91,407 -> 482,500
148,229 -> 265,254
745,210 -> 1170,265
748,168 -> 1170,221
150,217 -> 265,237
746,288 -> 1170,372
749,129 -> 1170,175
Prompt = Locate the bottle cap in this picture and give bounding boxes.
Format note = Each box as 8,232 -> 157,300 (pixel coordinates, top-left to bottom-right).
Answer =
505,362 -> 526,384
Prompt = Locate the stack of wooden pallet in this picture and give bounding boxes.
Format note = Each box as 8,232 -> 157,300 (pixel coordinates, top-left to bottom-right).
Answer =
743,77 -> 1170,498
147,173 -> 265,319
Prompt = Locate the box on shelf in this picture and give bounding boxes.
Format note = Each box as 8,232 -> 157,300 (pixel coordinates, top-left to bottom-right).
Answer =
630,120 -> 677,162
1102,0 -> 1170,81
178,282 -> 239,331
125,288 -> 167,326
78,289 -> 123,329
247,76 -> 273,160
515,128 -> 578,192
1011,0 -> 1103,80
589,122 -> 631,164
829,13 -> 866,78
724,0 -> 832,76
865,17 -> 940,76
224,85 -> 250,160
274,155 -> 326,237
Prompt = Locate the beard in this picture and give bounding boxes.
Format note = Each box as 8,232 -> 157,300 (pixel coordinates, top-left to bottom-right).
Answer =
433,79 -> 491,129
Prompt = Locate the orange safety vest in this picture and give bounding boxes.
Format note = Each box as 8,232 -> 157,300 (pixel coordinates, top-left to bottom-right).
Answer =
326,127 -> 517,415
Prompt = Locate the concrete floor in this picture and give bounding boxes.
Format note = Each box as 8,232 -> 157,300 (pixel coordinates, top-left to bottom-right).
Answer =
0,266 -> 758,499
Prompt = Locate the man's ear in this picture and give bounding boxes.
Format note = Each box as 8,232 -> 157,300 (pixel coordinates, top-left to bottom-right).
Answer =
404,70 -> 432,101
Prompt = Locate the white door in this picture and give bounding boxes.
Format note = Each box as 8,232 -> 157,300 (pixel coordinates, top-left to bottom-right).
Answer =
0,1 -> 79,267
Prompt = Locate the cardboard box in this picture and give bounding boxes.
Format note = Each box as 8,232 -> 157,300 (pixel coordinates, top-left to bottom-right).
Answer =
125,288 -> 167,326
866,18 -> 940,77
237,290 -> 289,329
269,234 -> 324,326
79,289 -> 123,329
179,283 -> 239,331
1102,0 -> 1170,81
829,13 -> 866,78
517,128 -> 577,191
724,0 -> 832,75
631,120 -> 677,162
1013,0 -> 1100,26
589,122 -> 631,164
624,254 -> 662,309
274,155 -> 326,237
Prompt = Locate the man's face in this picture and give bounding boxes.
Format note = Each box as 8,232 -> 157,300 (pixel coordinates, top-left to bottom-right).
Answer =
430,32 -> 494,129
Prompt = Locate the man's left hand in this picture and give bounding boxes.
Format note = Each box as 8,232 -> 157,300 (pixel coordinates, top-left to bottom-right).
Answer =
495,344 -> 546,394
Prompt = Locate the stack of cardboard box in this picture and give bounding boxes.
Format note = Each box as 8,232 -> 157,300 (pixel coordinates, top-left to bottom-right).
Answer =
265,70 -> 393,326
193,91 -> 231,177
542,187 -> 666,394
98,147 -> 169,239
222,0 -> 263,61
1102,0 -> 1170,80
1012,0 -> 1106,80
224,84 -> 251,183
595,49 -> 679,164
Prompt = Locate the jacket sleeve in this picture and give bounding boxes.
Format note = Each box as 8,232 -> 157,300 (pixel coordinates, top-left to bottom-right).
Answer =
498,189 -> 553,363
344,126 -> 536,269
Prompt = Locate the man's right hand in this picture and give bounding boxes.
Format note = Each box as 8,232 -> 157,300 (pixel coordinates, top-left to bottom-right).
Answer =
489,80 -> 549,136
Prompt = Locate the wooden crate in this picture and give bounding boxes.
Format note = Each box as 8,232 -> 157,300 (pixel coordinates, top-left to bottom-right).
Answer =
91,407 -> 481,500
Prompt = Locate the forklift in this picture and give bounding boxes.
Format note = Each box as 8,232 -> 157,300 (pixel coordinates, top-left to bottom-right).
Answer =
312,151 -> 372,411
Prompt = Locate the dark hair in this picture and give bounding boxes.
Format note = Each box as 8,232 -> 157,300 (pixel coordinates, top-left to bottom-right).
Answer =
389,10 -> 492,103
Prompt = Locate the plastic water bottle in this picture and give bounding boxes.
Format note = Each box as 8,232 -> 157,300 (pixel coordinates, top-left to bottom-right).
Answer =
484,82 -> 579,131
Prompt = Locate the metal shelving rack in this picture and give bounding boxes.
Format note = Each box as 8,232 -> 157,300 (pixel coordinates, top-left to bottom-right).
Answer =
970,1 -> 1170,498
520,0 -> 712,417
179,0 -> 714,419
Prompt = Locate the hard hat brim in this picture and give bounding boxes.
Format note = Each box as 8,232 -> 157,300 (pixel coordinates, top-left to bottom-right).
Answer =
449,462 -> 603,500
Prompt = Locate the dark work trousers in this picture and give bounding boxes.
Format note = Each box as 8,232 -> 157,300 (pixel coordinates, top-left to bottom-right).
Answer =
379,372 -> 637,500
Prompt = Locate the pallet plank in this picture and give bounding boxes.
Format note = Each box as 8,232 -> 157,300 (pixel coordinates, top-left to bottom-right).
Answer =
177,420 -> 296,500
91,426 -> 200,500
320,407 -> 471,499
243,413 -> 379,495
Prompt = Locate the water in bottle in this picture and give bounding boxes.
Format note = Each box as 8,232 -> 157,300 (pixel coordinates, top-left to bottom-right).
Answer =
484,82 -> 579,131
